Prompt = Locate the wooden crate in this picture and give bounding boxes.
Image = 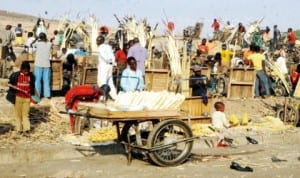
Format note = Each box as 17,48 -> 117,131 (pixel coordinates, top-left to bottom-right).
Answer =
180,96 -> 212,123
51,60 -> 63,91
227,68 -> 255,98
81,67 -> 98,85
145,69 -> 169,91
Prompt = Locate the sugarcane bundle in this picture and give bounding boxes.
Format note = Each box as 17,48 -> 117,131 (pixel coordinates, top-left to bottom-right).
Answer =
88,126 -> 118,143
164,30 -> 182,76
114,91 -> 185,110
90,15 -> 98,53
123,17 -> 148,47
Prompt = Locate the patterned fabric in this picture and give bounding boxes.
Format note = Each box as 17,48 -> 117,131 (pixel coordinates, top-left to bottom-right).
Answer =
16,73 -> 31,98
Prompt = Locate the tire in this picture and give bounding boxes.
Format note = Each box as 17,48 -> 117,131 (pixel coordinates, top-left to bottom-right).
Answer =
147,119 -> 193,166
216,77 -> 227,95
273,82 -> 288,96
276,106 -> 299,126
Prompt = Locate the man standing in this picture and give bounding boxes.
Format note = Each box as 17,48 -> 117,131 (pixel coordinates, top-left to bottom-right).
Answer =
32,32 -> 52,99
248,45 -> 271,98
287,28 -> 296,51
211,18 -> 220,40
273,25 -> 281,50
127,37 -> 148,76
6,61 -> 35,136
96,35 -> 117,100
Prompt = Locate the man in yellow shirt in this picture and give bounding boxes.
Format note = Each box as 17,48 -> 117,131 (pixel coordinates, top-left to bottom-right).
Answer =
220,44 -> 233,72
248,45 -> 271,97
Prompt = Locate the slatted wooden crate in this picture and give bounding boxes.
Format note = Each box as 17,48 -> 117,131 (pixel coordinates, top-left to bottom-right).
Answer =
145,69 -> 169,91
50,60 -> 63,91
180,96 -> 212,123
81,67 -> 98,85
227,68 -> 255,98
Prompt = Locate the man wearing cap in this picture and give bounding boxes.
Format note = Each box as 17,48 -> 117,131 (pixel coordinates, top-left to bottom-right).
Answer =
189,65 -> 208,104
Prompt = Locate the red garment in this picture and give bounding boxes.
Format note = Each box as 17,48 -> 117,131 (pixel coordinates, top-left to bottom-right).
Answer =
198,44 -> 209,54
288,32 -> 296,45
290,71 -> 299,88
167,22 -> 175,31
212,21 -> 220,31
65,85 -> 101,133
115,49 -> 127,64
16,73 -> 30,98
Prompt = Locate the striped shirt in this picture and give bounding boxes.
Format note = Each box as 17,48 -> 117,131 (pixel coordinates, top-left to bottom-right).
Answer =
16,73 -> 31,98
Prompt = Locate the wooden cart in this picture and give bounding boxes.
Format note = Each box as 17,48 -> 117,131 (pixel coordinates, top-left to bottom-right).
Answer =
73,103 -> 196,167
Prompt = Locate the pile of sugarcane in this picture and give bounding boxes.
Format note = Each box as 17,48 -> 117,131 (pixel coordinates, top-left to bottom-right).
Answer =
114,90 -> 185,110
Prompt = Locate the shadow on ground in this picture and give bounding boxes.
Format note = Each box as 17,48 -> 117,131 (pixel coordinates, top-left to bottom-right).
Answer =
0,123 -> 14,135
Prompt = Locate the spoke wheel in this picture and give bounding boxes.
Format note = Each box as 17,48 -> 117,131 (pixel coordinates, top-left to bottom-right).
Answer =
276,106 -> 299,126
147,119 -> 193,166
216,77 -> 226,95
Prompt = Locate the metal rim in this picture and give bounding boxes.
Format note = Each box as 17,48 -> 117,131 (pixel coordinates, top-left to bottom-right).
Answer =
147,120 -> 193,166
276,106 -> 299,126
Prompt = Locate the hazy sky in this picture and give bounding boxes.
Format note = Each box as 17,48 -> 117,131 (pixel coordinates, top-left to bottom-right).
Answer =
1,0 -> 299,37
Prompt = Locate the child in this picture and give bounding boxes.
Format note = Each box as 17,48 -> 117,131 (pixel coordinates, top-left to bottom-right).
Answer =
6,61 -> 35,136
211,101 -> 231,147
212,101 -> 230,129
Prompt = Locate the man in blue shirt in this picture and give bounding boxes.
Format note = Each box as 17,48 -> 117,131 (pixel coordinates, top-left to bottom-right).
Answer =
120,57 -> 144,92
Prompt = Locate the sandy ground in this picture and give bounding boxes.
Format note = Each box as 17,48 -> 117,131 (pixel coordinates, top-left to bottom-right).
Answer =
0,10 -> 300,178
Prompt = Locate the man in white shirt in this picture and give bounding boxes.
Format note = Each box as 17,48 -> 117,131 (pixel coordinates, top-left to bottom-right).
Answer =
96,36 -> 117,100
273,51 -> 288,76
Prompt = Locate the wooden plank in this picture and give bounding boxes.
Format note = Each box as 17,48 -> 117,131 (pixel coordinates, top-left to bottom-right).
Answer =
145,69 -> 169,91
82,67 -> 98,85
227,68 -> 255,98
180,96 -> 212,121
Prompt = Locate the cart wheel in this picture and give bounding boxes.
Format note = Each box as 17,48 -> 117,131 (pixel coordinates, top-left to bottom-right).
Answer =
276,106 -> 299,126
216,77 -> 226,95
147,119 -> 193,166
273,84 -> 287,96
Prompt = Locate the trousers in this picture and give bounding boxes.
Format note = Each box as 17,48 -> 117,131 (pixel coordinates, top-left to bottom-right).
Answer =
14,96 -> 31,132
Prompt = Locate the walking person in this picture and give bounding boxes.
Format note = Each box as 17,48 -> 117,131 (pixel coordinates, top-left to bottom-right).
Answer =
32,32 -> 52,99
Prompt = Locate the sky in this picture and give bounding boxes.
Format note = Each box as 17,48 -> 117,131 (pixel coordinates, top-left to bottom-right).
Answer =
1,0 -> 300,37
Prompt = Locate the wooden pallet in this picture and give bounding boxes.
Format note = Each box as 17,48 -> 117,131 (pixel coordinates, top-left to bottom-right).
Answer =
145,69 -> 169,91
227,68 -> 255,98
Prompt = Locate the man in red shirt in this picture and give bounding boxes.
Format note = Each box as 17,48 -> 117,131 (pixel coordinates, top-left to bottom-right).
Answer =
64,84 -> 110,133
211,19 -> 220,32
7,61 -> 35,136
287,28 -> 297,50
114,45 -> 127,73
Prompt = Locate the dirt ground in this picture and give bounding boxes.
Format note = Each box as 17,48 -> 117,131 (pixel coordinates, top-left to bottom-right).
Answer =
0,10 -> 300,178
1,86 -> 299,178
